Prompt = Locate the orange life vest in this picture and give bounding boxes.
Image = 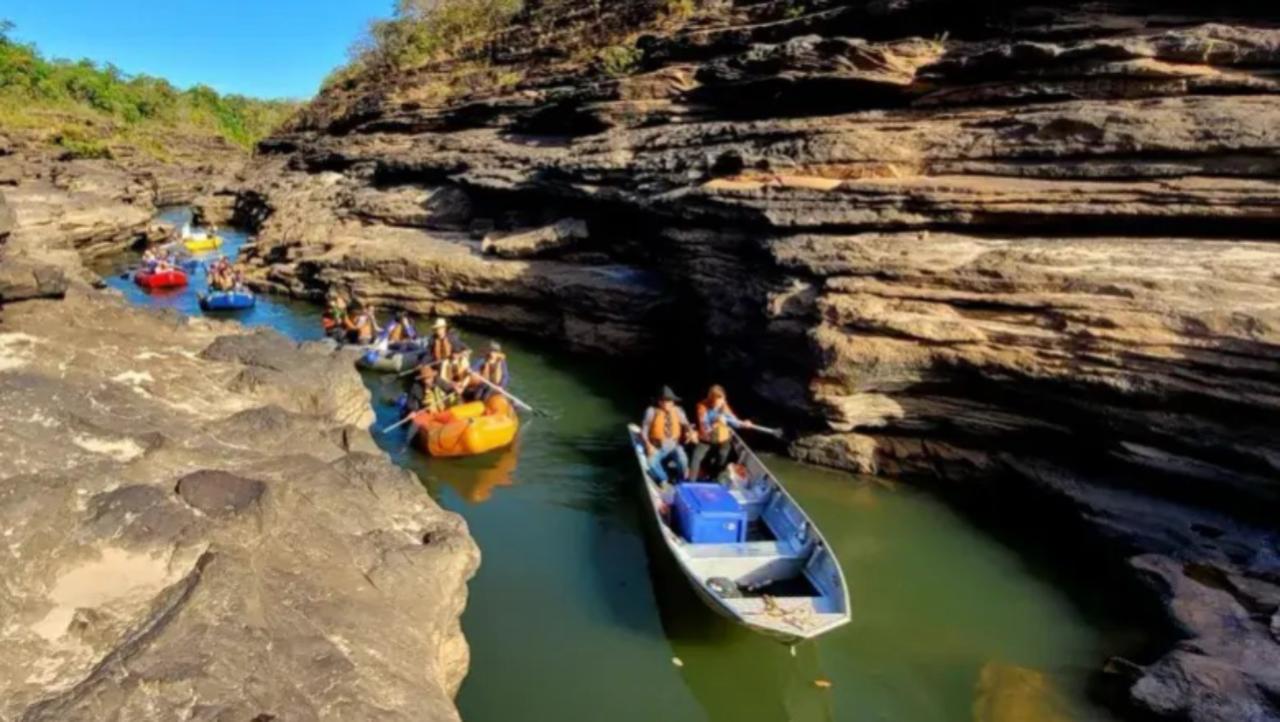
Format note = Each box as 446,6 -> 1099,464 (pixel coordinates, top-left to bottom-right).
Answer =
647,406 -> 683,445
431,335 -> 453,362
696,400 -> 736,444
481,355 -> 506,385
346,314 -> 375,342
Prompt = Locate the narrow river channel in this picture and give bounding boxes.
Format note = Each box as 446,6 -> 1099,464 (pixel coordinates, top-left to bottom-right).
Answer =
94,209 -> 1134,722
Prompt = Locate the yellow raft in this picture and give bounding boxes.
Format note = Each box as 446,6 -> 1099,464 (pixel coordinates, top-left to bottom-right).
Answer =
183,234 -> 222,252
412,396 -> 519,458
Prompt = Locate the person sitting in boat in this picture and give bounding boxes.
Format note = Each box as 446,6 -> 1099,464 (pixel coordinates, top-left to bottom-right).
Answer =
445,347 -> 474,397
323,293 -> 349,339
141,247 -> 159,271
642,386 -> 697,484
387,311 -> 419,345
231,261 -> 248,290
690,384 -> 753,481
428,318 -> 462,364
209,261 -> 233,292
466,341 -> 509,401
407,364 -> 457,416
344,302 -> 381,345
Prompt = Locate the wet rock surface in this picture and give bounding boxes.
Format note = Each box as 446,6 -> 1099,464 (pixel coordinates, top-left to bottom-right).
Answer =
0,289 -> 477,721
235,1 -> 1280,719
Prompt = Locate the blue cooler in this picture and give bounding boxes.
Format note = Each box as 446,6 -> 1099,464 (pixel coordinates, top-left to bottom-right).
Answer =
673,483 -> 747,544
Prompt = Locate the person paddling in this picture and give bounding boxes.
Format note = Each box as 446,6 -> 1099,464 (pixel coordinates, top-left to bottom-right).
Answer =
641,386 -> 696,484
690,384 -> 753,481
407,364 -> 456,416
468,341 -> 509,401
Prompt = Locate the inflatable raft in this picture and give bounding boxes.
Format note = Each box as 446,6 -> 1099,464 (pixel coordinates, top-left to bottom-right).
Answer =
134,268 -> 188,289
412,396 -> 518,458
356,340 -> 428,373
183,234 -> 222,252
199,290 -> 256,311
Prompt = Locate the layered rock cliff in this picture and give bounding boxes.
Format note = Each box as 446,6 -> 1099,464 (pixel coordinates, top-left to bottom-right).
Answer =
0,139 -> 478,719
231,1 -> 1280,719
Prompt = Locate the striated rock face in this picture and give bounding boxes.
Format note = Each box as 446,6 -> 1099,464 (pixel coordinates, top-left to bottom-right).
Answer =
236,1 -> 1280,719
0,290 -> 477,721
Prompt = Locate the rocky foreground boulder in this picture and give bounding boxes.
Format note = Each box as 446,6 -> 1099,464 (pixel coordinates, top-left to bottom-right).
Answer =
0,290 -> 477,721
229,1 -> 1280,719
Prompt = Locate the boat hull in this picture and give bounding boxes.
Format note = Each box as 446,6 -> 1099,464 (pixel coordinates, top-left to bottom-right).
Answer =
134,270 -> 188,289
625,425 -> 851,642
356,342 -> 427,373
412,397 -> 518,458
199,291 -> 256,311
183,236 -> 222,252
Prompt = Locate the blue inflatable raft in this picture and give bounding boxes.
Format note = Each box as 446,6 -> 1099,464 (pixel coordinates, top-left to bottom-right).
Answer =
199,290 -> 256,311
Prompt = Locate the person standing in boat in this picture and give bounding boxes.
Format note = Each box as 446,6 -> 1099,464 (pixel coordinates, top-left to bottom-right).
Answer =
467,341 -> 509,401
690,384 -> 753,481
642,386 -> 697,484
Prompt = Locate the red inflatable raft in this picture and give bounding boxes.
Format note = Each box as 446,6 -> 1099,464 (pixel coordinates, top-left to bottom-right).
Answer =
134,269 -> 189,289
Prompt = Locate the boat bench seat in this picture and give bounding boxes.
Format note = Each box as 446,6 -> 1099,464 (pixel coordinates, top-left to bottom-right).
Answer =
682,540 -> 805,560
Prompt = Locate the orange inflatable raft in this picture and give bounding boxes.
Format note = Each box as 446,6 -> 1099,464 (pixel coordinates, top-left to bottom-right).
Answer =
411,396 -> 519,458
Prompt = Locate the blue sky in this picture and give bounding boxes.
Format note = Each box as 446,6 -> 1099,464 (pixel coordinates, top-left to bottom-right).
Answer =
2,0 -> 394,99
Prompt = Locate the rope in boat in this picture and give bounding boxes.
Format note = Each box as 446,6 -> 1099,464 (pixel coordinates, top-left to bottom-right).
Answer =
744,594 -> 817,632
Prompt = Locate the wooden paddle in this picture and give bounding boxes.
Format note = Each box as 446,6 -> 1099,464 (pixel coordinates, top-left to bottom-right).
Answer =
381,414 -> 418,434
379,375 -> 464,433
747,425 -> 787,440
469,374 -> 547,417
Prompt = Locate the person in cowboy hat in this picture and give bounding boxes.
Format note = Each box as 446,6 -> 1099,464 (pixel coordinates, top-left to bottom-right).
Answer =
640,386 -> 696,483
407,362 -> 457,416
428,317 -> 464,364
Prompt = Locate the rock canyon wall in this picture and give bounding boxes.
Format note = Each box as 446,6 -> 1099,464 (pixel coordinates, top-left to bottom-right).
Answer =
0,142 -> 478,719
232,2 -> 1280,720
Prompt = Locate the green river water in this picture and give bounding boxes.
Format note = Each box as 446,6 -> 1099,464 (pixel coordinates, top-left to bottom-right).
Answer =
96,210 -> 1132,722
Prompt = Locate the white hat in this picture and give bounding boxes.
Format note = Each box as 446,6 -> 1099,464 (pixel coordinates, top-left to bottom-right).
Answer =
433,318 -> 448,330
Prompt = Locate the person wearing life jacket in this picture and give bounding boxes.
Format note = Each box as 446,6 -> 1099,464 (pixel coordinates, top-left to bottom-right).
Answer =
407,363 -> 456,417
466,341 -> 509,401
387,310 -> 419,345
690,384 -> 753,481
641,386 -> 696,484
344,302 -> 380,345
323,293 -> 349,339
444,347 -> 474,398
428,318 -> 462,364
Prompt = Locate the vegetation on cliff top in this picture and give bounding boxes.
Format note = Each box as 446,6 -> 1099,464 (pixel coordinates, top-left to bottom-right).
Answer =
0,20 -> 299,160
321,0 -> 705,95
